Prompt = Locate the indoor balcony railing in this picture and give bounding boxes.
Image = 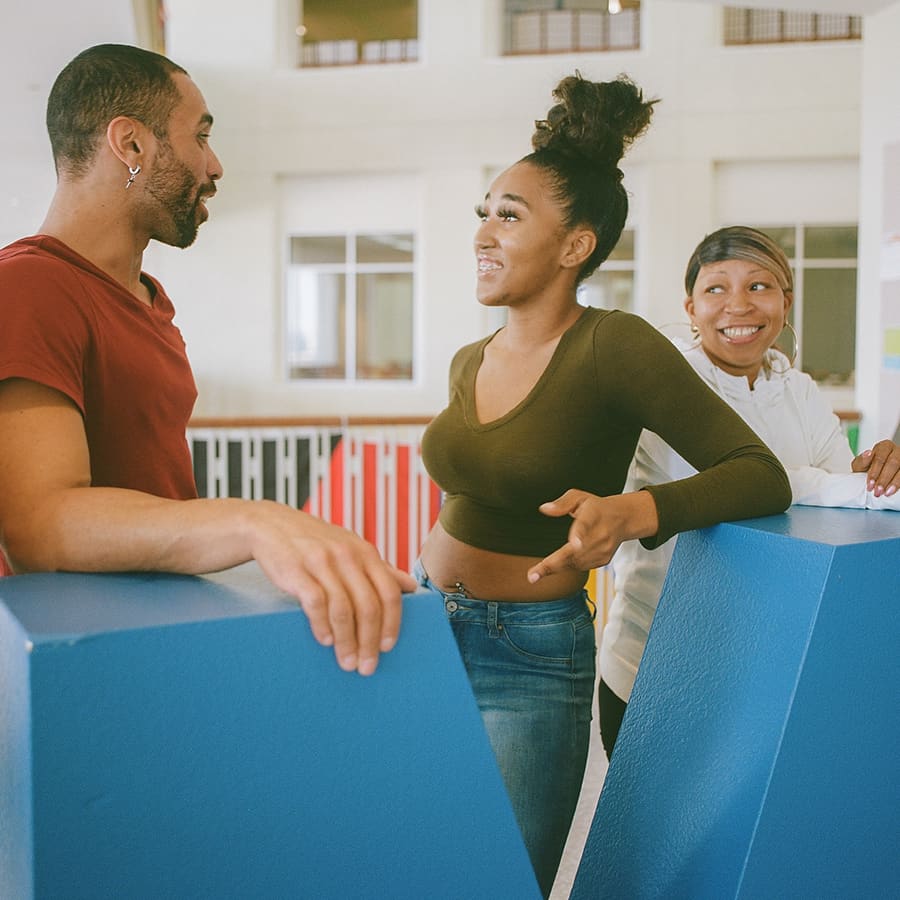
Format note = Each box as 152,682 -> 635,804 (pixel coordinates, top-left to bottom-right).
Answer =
186,415 -> 618,612
723,7 -> 862,44
300,38 -> 419,67
187,416 -> 439,574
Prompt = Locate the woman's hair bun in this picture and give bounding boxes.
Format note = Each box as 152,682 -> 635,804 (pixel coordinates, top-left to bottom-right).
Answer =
531,71 -> 657,172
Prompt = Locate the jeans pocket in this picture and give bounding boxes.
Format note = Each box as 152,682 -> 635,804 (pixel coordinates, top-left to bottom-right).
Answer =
500,621 -> 576,665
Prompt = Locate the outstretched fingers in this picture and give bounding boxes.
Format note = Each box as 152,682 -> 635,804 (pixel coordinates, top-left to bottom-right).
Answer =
254,518 -> 412,676
300,542 -> 372,672
529,489 -> 656,581
527,539 -> 580,583
529,490 -> 595,582
302,540 -> 404,675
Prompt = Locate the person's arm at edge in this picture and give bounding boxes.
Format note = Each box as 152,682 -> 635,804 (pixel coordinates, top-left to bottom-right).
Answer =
619,322 -> 791,549
789,465 -> 900,510
528,315 -> 791,580
0,379 -> 416,675
788,375 -> 898,502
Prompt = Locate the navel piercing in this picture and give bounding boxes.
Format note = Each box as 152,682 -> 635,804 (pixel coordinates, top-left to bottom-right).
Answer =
125,164 -> 141,189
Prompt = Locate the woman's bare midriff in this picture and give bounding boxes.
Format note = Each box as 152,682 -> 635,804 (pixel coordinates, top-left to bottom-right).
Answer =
419,521 -> 588,602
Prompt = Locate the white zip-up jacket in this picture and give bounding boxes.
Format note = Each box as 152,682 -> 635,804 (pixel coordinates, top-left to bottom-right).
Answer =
600,342 -> 899,704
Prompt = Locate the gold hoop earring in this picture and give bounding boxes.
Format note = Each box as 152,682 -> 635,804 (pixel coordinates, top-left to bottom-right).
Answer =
656,321 -> 700,350
767,321 -> 799,375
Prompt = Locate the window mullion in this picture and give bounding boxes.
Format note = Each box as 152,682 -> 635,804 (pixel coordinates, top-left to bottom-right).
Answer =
346,235 -> 357,381
793,224 -> 804,372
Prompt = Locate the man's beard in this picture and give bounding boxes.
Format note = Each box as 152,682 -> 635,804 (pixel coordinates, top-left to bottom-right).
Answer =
145,147 -> 208,248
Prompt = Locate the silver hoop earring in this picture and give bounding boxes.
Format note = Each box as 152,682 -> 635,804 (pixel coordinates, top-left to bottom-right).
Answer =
767,321 -> 799,375
125,164 -> 141,189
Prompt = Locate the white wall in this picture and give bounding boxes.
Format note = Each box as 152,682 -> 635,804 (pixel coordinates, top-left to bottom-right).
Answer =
159,0 -> 864,417
2,0 -> 882,426
0,3 -> 136,248
857,1 -> 900,446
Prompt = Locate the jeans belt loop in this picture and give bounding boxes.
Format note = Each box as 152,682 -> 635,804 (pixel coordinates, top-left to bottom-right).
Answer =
487,601 -> 501,638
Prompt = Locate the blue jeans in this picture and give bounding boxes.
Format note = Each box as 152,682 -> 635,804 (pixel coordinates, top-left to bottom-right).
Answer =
414,560 -> 596,898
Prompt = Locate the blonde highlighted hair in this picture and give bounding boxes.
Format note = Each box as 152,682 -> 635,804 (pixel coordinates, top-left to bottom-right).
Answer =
684,226 -> 793,295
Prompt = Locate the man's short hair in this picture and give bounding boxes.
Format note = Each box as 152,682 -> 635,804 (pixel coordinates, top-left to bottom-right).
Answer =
46,43 -> 188,178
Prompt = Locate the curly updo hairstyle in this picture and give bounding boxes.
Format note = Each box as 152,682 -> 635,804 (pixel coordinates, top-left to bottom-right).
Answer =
525,72 -> 657,284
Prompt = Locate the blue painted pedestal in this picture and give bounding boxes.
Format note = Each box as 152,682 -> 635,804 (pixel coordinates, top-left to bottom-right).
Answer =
0,564 -> 540,900
572,507 -> 900,899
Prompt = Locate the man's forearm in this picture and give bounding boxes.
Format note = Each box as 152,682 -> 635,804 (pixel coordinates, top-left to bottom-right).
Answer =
5,488 -> 265,575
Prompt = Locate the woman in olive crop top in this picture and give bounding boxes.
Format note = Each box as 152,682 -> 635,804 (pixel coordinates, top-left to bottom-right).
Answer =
416,73 -> 791,898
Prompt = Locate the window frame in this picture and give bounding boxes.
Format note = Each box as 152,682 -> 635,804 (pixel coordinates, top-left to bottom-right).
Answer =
756,222 -> 858,387
284,231 -> 418,384
294,0 -> 420,68
501,1 -> 642,56
577,227 -> 637,314
723,7 -> 862,45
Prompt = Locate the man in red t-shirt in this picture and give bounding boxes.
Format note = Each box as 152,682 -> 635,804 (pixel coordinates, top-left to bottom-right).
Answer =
0,44 -> 415,675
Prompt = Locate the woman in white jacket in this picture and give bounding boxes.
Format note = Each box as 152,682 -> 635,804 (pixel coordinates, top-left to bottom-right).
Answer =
598,225 -> 900,757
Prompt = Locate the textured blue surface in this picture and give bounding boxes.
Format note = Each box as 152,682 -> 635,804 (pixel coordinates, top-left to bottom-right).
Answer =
0,564 -> 541,900
730,504 -> 900,546
572,509 -> 900,900
737,538 -> 900,898
0,605 -> 33,900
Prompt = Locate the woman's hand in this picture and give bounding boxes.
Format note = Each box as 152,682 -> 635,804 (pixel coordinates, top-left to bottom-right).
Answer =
527,489 -> 659,582
851,439 -> 900,498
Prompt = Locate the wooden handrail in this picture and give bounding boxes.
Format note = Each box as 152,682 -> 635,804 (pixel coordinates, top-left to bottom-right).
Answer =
188,416 -> 435,428
189,411 -> 861,428
189,412 -> 860,428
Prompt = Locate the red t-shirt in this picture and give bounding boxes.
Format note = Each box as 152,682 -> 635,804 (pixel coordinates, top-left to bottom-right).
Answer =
0,235 -> 199,504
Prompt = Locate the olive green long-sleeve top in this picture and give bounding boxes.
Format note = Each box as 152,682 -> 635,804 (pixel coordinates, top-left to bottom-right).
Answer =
422,308 -> 791,557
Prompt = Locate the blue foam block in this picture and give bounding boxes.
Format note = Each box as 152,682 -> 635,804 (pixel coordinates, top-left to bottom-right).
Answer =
0,563 -> 540,900
572,507 -> 900,900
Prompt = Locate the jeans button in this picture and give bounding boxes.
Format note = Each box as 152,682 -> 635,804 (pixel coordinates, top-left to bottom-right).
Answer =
445,599 -> 459,613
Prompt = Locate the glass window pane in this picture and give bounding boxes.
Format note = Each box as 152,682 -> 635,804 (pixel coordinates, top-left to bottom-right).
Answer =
578,12 -> 606,50
356,273 -> 414,380
606,229 -> 634,261
577,270 -> 633,312
290,236 -> 346,264
303,0 -> 418,41
801,267 -> 856,385
356,233 -> 414,264
300,0 -> 418,66
783,12 -> 814,40
609,8 -> 640,49
804,225 -> 857,259
816,14 -> 853,39
758,226 -> 796,258
724,8 -> 749,43
749,10 -> 781,42
286,271 -> 346,379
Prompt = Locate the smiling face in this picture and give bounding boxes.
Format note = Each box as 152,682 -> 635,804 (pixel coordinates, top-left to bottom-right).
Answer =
685,258 -> 793,386
142,73 -> 223,248
473,161 -> 588,309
